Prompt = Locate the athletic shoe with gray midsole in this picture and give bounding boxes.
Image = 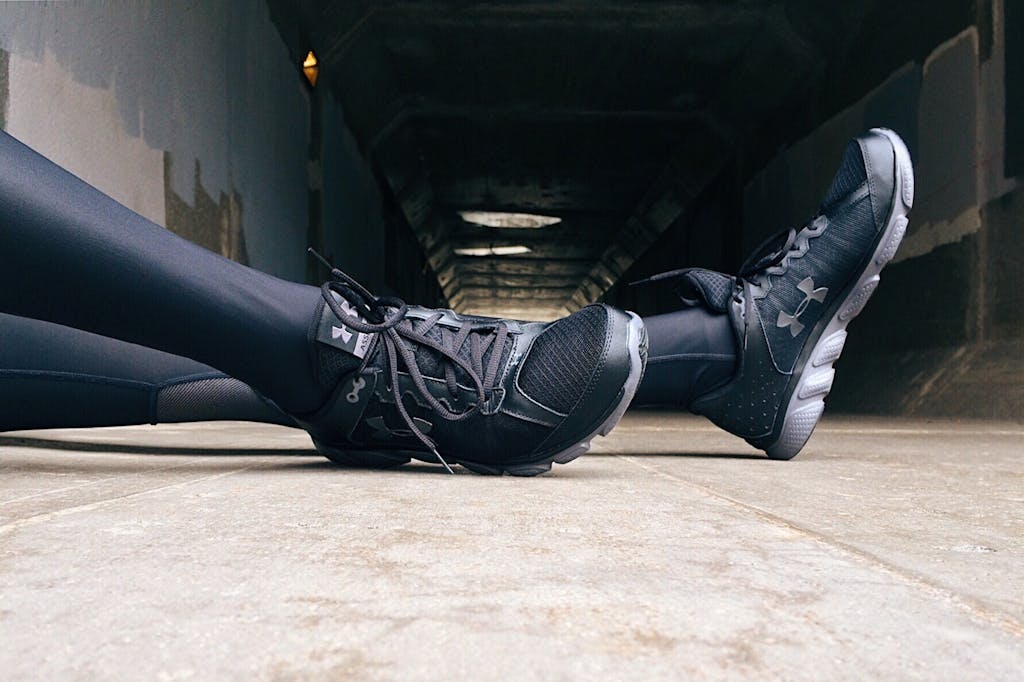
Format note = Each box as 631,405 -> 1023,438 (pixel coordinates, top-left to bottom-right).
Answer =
647,128 -> 913,459
292,262 -> 647,475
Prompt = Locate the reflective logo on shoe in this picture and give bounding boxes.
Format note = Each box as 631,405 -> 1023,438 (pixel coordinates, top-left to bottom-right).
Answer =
346,376 -> 367,403
331,298 -> 360,344
776,277 -> 828,337
317,295 -> 375,359
332,325 -> 353,344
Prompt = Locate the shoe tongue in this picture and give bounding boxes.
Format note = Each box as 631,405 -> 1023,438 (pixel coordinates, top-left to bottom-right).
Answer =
820,139 -> 868,211
677,269 -> 735,313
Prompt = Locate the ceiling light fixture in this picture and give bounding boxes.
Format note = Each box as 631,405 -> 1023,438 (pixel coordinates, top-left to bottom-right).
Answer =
459,211 -> 561,229
454,245 -> 533,257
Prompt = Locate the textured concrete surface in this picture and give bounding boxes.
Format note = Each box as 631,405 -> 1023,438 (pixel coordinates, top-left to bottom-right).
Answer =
1,412 -> 1022,680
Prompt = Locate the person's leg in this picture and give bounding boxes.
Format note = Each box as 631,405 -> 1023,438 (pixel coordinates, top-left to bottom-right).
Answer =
0,128 -> 913,465
0,305 -> 727,432
1,307 -> 727,434
0,131 -> 645,475
0,313 -> 293,432
631,307 -> 736,407
634,128 -> 914,459
0,131 -> 333,414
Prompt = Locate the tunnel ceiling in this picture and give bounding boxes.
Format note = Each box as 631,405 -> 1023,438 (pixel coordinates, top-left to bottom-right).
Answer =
281,0 -> 954,319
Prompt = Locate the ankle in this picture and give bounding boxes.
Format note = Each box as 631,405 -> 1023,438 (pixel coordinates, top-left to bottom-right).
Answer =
632,307 -> 736,407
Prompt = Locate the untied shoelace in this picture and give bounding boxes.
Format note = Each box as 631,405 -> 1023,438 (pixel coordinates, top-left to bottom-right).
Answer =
309,249 -> 509,473
627,219 -> 825,303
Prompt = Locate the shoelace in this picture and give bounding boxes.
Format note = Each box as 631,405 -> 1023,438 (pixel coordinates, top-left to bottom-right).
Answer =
737,226 -> 799,280
309,249 -> 509,473
628,222 -> 809,301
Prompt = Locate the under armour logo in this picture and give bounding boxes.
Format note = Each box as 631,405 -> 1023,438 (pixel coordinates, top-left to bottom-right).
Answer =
332,325 -> 353,344
776,277 -> 828,337
346,376 -> 367,404
331,298 -> 362,344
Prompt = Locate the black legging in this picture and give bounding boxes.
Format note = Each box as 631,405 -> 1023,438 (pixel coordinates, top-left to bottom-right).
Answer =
0,131 -> 326,414
0,306 -> 733,432
0,313 -> 293,431
0,130 -> 735,433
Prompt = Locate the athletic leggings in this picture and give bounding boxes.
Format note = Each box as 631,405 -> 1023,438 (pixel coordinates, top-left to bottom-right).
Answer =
0,306 -> 734,432
0,130 -> 735,433
0,313 -> 293,431
0,131 -> 327,414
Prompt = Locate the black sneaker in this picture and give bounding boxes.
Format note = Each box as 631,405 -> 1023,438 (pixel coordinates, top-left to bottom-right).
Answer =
293,255 -> 648,475
647,128 -> 913,459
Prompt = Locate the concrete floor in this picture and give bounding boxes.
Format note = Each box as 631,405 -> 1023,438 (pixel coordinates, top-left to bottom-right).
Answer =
1,411 -> 1022,680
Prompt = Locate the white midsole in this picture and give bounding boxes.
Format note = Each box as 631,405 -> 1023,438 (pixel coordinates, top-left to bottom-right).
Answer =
767,128 -> 914,459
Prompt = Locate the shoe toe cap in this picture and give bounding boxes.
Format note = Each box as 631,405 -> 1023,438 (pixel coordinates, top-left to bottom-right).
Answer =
516,305 -> 640,453
856,129 -> 899,229
517,304 -> 614,415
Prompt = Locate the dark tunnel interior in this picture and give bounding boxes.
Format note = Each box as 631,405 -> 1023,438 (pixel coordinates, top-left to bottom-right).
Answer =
265,0 -> 1022,420
269,0 -> 976,317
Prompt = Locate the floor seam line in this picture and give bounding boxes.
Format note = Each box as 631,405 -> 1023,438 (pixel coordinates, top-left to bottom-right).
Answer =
0,458 -> 209,506
0,465 -> 258,534
615,454 -> 1024,640
1,476 -> 124,506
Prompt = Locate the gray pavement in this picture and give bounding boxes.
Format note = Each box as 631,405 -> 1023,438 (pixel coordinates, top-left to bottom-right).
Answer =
1,412 -> 1022,680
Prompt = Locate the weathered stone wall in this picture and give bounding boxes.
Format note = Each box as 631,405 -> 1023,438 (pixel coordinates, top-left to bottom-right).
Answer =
0,1 -> 311,280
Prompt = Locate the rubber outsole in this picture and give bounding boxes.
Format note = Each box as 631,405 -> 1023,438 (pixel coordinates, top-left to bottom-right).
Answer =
764,128 -> 913,460
315,311 -> 649,476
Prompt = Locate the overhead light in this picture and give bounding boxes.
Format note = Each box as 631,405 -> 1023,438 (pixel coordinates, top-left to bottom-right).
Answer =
454,245 -> 533,257
459,211 -> 561,229
303,50 -> 319,87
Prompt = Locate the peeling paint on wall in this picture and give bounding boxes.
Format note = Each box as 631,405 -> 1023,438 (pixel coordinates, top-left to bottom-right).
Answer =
3,48 -> 166,226
163,153 -> 248,265
0,1 -> 310,280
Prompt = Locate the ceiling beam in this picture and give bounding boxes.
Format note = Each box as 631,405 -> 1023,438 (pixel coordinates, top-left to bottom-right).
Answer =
375,2 -> 763,29
459,287 -> 576,300
458,273 -> 587,289
565,127 -> 734,311
456,258 -> 593,276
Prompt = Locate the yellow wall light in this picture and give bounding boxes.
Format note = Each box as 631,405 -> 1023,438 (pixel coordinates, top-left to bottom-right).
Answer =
303,50 -> 319,87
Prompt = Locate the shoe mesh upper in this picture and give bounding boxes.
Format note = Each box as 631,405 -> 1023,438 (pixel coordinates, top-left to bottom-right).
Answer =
683,270 -> 734,311
317,344 -> 360,391
820,141 -> 867,210
757,195 -> 876,373
518,305 -> 608,414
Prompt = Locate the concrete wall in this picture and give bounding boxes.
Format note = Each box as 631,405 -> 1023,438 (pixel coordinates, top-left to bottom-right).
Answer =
0,0 -> 415,305
604,1 -> 1021,421
742,1 -> 1022,420
0,1 -> 312,280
